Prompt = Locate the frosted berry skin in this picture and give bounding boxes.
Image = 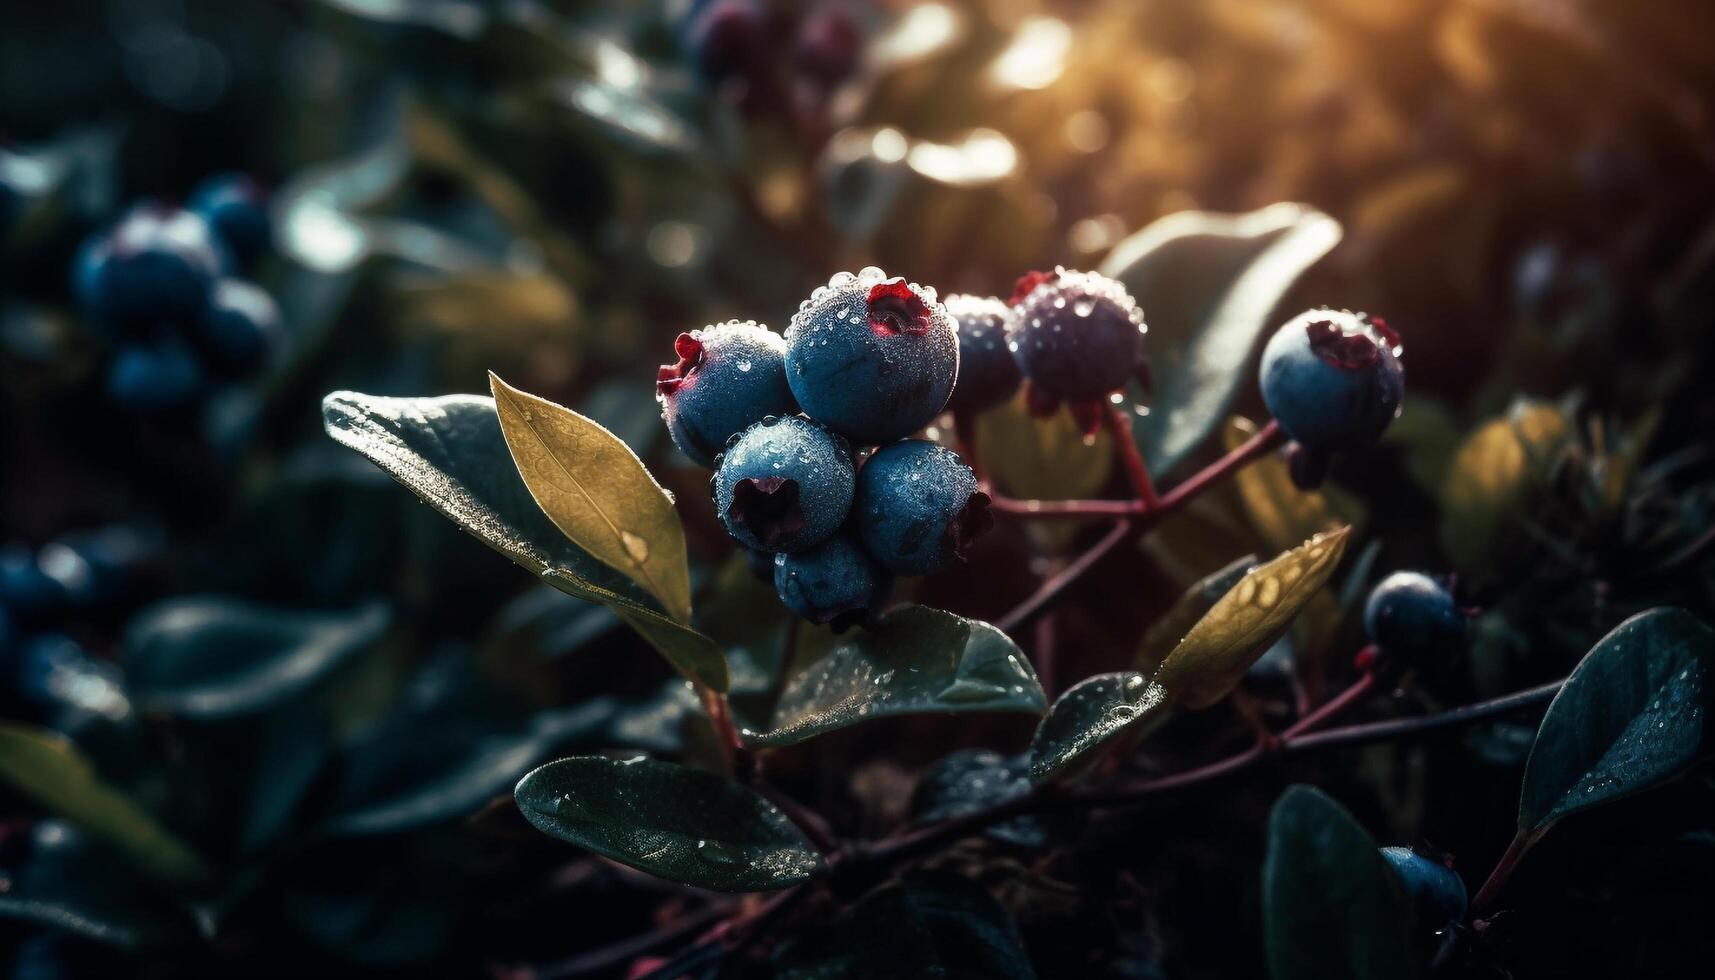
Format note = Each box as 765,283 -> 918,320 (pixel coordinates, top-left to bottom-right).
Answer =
713,415 -> 854,553
943,294 -> 1022,414
197,279 -> 281,379
773,530 -> 892,629
853,440 -> 992,576
188,172 -> 272,270
1258,309 -> 1404,452
657,320 -> 798,468
1379,846 -> 1468,928
1007,267 -> 1146,403
82,205 -> 224,332
784,267 -> 958,446
1363,571 -> 1466,662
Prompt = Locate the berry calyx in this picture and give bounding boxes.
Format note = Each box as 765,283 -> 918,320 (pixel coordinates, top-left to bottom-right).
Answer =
866,278 -> 932,336
1258,308 -> 1404,453
728,475 -> 806,551
655,333 -> 705,395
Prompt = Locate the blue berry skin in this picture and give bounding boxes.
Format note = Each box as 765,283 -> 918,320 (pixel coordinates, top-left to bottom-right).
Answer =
853,440 -> 991,576
943,294 -> 1022,414
0,545 -> 68,618
105,339 -> 206,410
713,416 -> 854,553
1259,309 -> 1404,452
773,530 -> 892,629
1007,268 -> 1146,401
1363,571 -> 1466,662
657,320 -> 798,468
81,205 -> 224,332
1379,846 -> 1468,928
785,267 -> 958,446
683,0 -> 769,86
197,278 -> 281,379
188,172 -> 272,269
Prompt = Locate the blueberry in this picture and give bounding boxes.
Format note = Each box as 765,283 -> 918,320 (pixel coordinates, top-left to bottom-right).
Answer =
15,633 -> 128,720
713,415 -> 854,552
196,278 -> 282,379
785,267 -> 958,445
793,6 -> 862,89
81,205 -> 224,332
1007,267 -> 1147,404
188,172 -> 272,269
657,320 -> 798,468
0,545 -> 67,618
1363,571 -> 1466,662
1379,846 -> 1468,929
943,294 -> 1021,414
1259,309 -> 1404,452
853,440 -> 991,576
105,338 -> 206,410
684,0 -> 769,88
773,530 -> 892,629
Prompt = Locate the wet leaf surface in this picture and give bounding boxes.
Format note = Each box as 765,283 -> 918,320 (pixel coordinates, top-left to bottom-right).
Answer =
322,391 -> 726,690
1153,527 -> 1351,709
1028,672 -> 1170,782
912,749 -> 1060,847
0,821 -> 195,948
124,598 -> 391,721
1264,785 -> 1423,980
1519,608 -> 1714,832
514,756 -> 822,892
748,606 -> 1046,749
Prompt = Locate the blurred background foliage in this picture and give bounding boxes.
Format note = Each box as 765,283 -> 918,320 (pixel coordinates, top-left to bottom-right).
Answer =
4,0 -> 1715,977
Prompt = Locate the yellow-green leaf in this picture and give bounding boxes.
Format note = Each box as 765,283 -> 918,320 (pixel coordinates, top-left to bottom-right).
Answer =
1225,416 -> 1364,554
973,391 -> 1114,553
1153,527 -> 1353,709
0,724 -> 210,886
1439,400 -> 1569,574
491,372 -> 692,624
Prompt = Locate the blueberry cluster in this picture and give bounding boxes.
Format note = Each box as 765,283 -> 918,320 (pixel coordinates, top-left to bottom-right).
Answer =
657,268 -> 992,629
72,173 -> 280,411
1258,308 -> 1404,487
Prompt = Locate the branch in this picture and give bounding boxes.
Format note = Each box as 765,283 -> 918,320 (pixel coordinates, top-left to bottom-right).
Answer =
996,519 -> 1132,634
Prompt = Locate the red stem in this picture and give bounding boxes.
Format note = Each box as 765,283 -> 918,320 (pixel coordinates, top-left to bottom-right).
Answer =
1469,826 -> 1546,915
1105,403 -> 1159,507
698,688 -> 743,774
1279,672 -> 1376,740
996,519 -> 1132,634
1033,606 -> 1060,699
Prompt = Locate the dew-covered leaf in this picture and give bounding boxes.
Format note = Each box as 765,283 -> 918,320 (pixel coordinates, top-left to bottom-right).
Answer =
1153,527 -> 1352,709
747,606 -> 1046,749
775,872 -> 1036,980
1263,785 -> 1423,980
1439,399 -> 1569,575
0,821 -> 195,948
911,750 -> 1057,848
0,723 -> 209,885
1028,672 -> 1170,783
1225,416 -> 1365,553
1100,204 -> 1343,476
513,756 -> 822,892
490,372 -> 691,623
321,391 -> 726,690
1518,608 -> 1714,833
1135,553 -> 1258,674
123,598 -> 390,721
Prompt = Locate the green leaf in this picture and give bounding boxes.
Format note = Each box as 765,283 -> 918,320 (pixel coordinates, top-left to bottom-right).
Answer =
747,606 -> 1046,749
1099,204 -> 1343,475
124,598 -> 390,721
0,821 -> 196,948
490,372 -> 692,624
1028,672 -> 1170,782
776,872 -> 1036,980
1439,399 -> 1569,575
1264,786 -> 1423,980
1153,527 -> 1351,709
0,723 -> 210,886
322,391 -> 727,691
1135,553 -> 1258,674
1518,608 -> 1714,833
514,756 -> 822,892
1225,416 -> 1365,554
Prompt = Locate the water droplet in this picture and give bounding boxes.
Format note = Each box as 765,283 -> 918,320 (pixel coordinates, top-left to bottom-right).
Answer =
736,358 -> 753,372
1257,577 -> 1281,608
695,839 -> 745,867
1073,299 -> 1096,317
620,531 -> 650,564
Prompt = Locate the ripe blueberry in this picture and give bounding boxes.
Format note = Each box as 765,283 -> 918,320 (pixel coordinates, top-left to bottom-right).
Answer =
713,415 -> 853,553
1007,267 -> 1146,423
80,204 -> 224,332
942,294 -> 1021,415
1363,571 -> 1466,663
852,440 -> 991,576
1379,846 -> 1468,928
197,279 -> 281,379
1259,309 -> 1403,452
657,320 -> 797,468
105,338 -> 206,410
793,6 -> 862,89
188,172 -> 272,270
773,530 -> 892,629
785,267 -> 958,445
684,0 -> 770,89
